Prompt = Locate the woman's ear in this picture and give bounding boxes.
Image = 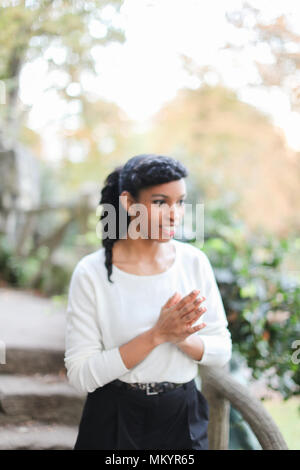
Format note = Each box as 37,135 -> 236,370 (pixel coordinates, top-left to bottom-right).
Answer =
128,205 -> 135,216
120,191 -> 135,215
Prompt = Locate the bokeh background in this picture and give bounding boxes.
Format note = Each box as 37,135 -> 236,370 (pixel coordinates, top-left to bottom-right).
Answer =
0,0 -> 299,450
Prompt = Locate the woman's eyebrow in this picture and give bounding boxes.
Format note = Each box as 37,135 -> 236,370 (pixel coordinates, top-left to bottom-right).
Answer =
151,193 -> 186,198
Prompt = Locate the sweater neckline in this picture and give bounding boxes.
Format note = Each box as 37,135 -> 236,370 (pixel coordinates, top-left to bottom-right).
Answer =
111,239 -> 178,280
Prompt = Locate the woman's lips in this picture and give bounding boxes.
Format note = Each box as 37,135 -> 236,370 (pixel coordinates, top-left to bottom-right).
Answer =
160,226 -> 175,236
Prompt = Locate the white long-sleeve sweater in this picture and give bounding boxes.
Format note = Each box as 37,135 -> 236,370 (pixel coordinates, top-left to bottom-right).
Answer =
64,238 -> 232,394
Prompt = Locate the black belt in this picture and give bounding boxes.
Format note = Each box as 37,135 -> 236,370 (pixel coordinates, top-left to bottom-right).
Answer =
110,379 -> 190,395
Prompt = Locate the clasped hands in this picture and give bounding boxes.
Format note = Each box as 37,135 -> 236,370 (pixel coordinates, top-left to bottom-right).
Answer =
167,289 -> 207,348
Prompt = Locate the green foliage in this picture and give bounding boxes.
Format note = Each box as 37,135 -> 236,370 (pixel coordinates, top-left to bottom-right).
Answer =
191,204 -> 300,400
0,207 -> 101,295
0,234 -> 70,296
0,0 -> 125,81
0,0 -> 126,147
0,236 -> 23,285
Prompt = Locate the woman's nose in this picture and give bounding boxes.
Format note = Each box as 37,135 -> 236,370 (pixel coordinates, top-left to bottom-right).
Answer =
167,205 -> 181,225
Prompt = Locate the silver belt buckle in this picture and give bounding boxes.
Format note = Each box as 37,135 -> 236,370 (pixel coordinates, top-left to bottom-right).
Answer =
146,383 -> 159,395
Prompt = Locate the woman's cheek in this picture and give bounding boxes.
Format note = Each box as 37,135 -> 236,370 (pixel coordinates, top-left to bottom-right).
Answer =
149,207 -> 162,228
179,205 -> 185,220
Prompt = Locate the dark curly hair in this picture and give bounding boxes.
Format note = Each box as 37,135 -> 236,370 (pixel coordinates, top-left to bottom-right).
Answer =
99,154 -> 188,283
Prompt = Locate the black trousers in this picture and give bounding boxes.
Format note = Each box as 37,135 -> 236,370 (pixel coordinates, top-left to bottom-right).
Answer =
73,378 -> 209,450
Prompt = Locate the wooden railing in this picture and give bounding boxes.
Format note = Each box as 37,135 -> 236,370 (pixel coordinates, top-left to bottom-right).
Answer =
199,363 -> 289,450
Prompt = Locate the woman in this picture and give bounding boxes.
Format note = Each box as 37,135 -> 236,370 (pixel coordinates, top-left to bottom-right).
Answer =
64,154 -> 232,450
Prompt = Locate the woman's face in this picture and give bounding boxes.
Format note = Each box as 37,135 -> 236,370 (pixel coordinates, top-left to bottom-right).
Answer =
121,179 -> 187,242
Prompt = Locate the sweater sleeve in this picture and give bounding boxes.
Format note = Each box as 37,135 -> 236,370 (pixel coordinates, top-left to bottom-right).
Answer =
191,250 -> 232,368
64,263 -> 130,394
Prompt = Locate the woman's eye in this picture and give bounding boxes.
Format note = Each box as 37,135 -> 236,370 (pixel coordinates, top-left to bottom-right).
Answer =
153,200 -> 166,206
153,200 -> 185,206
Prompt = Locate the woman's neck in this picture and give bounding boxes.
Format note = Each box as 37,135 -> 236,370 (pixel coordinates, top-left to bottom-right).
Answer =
112,238 -> 175,275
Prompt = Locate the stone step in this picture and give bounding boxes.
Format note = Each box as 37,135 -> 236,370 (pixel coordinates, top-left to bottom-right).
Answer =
0,422 -> 78,450
0,347 -> 65,375
0,287 -> 67,375
0,374 -> 85,426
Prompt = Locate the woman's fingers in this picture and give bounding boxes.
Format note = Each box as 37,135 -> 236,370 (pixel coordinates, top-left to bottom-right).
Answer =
174,290 -> 201,311
189,322 -> 207,333
164,292 -> 181,308
179,296 -> 206,319
172,292 -> 182,304
164,293 -> 175,309
185,306 -> 207,325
